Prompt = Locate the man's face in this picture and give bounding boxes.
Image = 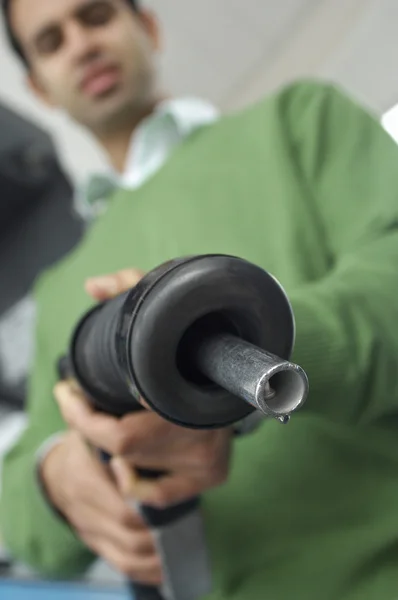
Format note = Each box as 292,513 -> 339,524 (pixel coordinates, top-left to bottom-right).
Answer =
10,0 -> 160,132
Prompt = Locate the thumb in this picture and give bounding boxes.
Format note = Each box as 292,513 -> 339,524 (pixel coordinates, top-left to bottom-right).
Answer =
110,456 -> 139,496
85,269 -> 144,301
111,457 -> 199,509
110,456 -> 169,507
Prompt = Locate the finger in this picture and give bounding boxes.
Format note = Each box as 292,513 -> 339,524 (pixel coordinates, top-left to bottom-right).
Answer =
54,382 -> 152,455
69,446 -> 147,529
120,440 -> 217,473
81,533 -> 163,585
115,529 -> 156,558
110,457 -> 173,502
112,459 -> 204,509
121,451 -> 199,473
74,506 -> 154,556
111,457 -> 172,509
85,269 -> 144,300
119,426 -> 228,473
111,457 -> 168,506
75,486 -> 147,531
110,456 -> 140,498
54,382 -> 126,453
140,475 -> 206,508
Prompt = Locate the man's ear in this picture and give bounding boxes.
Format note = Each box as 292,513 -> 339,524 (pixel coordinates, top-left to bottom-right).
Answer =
27,72 -> 57,108
138,9 -> 162,52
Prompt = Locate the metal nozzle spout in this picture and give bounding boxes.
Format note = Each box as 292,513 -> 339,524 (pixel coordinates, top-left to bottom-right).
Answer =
194,333 -> 309,421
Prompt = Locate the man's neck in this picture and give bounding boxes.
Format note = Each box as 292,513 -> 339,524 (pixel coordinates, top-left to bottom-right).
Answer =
100,125 -> 138,174
96,96 -> 166,174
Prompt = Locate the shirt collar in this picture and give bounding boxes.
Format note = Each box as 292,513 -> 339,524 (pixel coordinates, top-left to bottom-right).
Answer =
76,97 -> 219,218
121,96 -> 219,188
152,96 -> 220,137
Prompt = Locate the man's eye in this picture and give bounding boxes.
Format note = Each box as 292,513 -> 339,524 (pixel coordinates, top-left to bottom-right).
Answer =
36,30 -> 63,55
81,2 -> 116,26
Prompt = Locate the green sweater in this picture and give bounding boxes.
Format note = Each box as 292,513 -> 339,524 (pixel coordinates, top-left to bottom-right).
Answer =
3,79 -> 398,600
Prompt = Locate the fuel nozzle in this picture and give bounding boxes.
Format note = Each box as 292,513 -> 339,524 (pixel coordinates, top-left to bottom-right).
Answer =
67,254 -> 308,427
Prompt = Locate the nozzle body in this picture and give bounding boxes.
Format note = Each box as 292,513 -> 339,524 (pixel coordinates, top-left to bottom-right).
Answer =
67,254 -> 308,427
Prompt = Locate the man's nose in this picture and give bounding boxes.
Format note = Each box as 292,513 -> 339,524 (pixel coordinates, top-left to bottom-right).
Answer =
65,22 -> 102,65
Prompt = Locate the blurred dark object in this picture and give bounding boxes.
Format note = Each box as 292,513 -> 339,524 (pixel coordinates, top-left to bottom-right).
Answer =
0,103 -> 85,410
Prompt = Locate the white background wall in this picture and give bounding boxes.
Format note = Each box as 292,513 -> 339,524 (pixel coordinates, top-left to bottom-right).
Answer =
1,0 -> 398,185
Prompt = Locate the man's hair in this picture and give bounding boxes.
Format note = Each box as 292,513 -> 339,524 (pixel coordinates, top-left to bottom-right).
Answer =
2,0 -> 139,66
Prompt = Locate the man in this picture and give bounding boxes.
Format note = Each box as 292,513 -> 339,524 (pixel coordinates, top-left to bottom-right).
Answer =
2,0 -> 398,599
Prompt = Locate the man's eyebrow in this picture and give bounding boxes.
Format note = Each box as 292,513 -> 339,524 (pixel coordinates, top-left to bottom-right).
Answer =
75,0 -> 113,19
30,0 -> 110,49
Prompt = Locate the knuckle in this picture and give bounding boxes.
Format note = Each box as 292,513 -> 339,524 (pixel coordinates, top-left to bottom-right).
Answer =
126,531 -> 151,554
212,467 -> 229,486
124,556 -> 161,582
148,554 -> 163,574
194,443 -> 217,469
112,436 -> 129,456
125,534 -> 140,554
119,557 -> 136,576
109,437 -> 123,456
112,425 -> 135,455
117,506 -> 136,528
104,433 -> 123,456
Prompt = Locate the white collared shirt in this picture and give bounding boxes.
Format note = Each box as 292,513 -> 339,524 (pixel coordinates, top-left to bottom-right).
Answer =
76,97 -> 219,219
121,97 -> 219,189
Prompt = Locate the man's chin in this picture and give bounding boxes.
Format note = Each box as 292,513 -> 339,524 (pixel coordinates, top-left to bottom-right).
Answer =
73,93 -> 134,131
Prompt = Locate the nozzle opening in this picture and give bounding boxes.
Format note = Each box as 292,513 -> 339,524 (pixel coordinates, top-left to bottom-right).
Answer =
259,367 -> 308,416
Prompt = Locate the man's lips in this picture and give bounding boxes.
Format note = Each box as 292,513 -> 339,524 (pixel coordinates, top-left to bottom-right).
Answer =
80,65 -> 120,97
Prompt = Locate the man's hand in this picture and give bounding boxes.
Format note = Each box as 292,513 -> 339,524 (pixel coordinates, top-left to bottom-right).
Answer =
40,430 -> 162,584
50,264 -> 232,587
55,382 -> 233,509
55,267 -> 233,509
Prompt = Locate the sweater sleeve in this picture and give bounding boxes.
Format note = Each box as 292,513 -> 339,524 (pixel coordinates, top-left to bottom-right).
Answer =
283,80 -> 398,425
0,291 -> 96,579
